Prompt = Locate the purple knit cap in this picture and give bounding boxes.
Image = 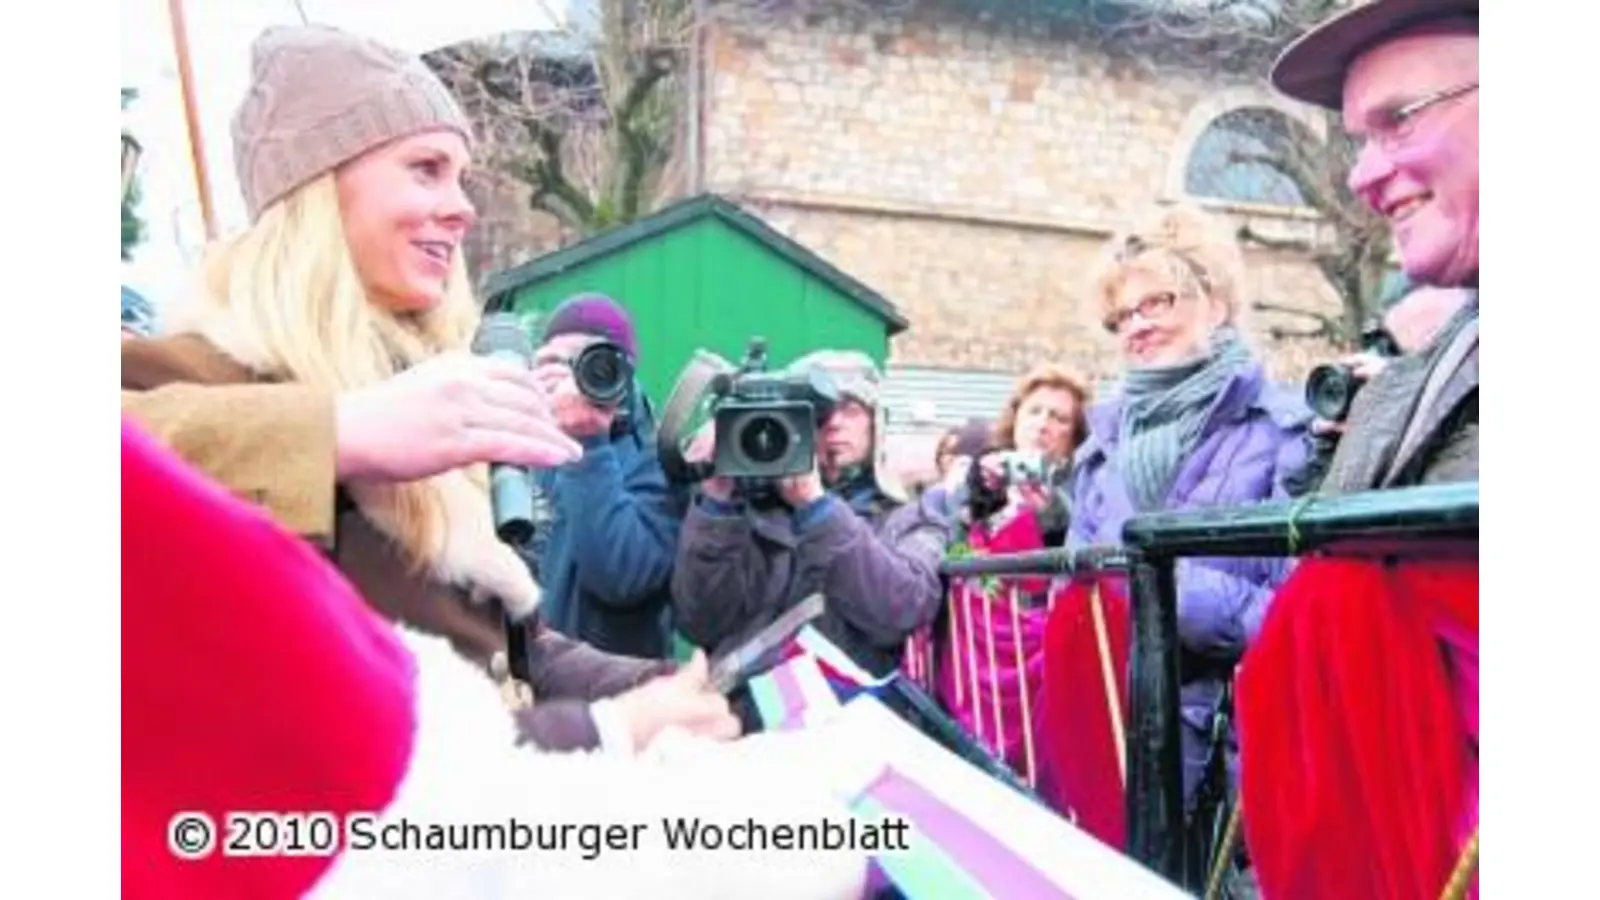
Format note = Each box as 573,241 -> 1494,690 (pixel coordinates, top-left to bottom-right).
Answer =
542,293 -> 639,360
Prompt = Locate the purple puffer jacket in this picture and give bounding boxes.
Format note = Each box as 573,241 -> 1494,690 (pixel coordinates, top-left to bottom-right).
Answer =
1067,360 -> 1312,809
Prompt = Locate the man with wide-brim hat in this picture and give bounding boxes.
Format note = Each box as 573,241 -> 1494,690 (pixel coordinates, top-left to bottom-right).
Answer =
1231,6 -> 1481,900
1275,0 -> 1479,493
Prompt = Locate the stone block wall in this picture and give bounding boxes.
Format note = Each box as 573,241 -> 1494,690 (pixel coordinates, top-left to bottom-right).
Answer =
703,9 -> 1347,382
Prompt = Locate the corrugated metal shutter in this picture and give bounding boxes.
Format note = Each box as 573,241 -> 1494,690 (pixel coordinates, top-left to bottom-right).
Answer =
878,366 -> 1021,484
880,366 -> 1020,432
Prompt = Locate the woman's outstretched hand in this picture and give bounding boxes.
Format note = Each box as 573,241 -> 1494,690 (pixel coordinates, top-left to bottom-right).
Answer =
335,353 -> 584,482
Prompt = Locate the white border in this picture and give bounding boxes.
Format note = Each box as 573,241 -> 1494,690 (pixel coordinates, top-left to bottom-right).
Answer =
1492,4 -> 1587,893
6,0 -> 118,893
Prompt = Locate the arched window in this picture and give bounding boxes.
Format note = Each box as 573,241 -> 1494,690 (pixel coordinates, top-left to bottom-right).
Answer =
1184,107 -> 1310,208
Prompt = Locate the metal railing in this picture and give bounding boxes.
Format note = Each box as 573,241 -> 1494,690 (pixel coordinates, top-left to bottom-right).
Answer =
933,481 -> 1480,892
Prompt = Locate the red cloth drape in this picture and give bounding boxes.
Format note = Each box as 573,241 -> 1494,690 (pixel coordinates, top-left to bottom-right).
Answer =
1236,557 -> 1479,900
1038,575 -> 1131,849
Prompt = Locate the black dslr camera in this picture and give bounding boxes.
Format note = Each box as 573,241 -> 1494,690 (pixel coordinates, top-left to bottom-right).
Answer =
570,340 -> 633,408
708,339 -> 839,484
1304,323 -> 1402,423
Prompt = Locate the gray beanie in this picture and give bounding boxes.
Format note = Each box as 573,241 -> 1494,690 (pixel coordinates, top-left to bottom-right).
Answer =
231,25 -> 473,221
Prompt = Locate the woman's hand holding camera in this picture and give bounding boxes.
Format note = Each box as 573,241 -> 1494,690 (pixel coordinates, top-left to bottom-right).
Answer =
334,353 -> 583,482
975,453 -> 1008,492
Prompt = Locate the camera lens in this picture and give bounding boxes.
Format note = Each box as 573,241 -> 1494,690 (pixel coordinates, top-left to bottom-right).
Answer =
1305,363 -> 1358,422
573,343 -> 630,406
737,414 -> 791,465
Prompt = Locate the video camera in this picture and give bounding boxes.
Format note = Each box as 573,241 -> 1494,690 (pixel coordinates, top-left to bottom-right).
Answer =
1303,322 -> 1402,423
707,338 -> 840,485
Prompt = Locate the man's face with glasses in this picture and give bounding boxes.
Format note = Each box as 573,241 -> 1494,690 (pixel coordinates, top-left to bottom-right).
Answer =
1342,31 -> 1479,287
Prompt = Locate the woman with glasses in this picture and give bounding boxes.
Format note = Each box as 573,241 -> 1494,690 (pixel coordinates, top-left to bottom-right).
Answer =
1064,205 -> 1313,831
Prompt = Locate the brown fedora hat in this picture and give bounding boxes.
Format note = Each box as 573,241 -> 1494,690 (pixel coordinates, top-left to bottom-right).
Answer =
1270,0 -> 1478,110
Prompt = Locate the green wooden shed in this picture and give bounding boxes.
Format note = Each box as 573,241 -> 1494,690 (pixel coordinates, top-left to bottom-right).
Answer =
482,194 -> 909,406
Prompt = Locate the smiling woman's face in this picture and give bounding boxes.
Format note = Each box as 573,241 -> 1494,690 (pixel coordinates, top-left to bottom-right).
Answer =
335,129 -> 477,314
1106,262 -> 1225,368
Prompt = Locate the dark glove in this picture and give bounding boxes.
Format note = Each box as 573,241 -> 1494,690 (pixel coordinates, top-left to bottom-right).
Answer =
965,456 -> 1008,522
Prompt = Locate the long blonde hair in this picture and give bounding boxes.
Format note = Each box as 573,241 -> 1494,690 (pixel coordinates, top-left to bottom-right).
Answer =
182,173 -> 481,570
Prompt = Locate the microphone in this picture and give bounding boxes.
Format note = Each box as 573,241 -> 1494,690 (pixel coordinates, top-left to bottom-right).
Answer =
471,312 -> 538,546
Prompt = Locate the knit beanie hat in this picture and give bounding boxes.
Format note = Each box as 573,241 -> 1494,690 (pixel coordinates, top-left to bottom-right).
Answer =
542,293 -> 640,360
231,25 -> 473,222
788,349 -> 883,409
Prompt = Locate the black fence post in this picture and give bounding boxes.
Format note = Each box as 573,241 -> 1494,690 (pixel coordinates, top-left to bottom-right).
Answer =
1125,551 -> 1186,887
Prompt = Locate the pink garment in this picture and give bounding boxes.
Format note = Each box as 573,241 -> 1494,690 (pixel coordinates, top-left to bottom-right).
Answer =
932,508 -> 1055,789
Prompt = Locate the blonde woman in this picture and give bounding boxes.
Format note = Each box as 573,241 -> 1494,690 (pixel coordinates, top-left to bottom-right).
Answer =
121,25 -> 732,756
1066,204 -> 1312,815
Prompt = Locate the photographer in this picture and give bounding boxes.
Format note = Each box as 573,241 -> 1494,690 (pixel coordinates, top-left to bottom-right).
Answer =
671,350 -> 951,687
523,294 -> 685,660
965,363 -> 1090,543
1292,281 -> 1472,496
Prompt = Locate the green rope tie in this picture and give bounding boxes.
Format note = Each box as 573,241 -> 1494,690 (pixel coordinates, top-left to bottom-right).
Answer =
1284,493 -> 1321,555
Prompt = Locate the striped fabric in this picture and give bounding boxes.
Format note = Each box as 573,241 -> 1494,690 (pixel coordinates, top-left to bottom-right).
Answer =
748,652 -> 844,731
747,626 -> 898,730
745,628 -> 1189,899
831,697 -> 1191,900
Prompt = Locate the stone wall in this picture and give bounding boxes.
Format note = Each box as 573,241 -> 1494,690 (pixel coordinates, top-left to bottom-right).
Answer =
704,9 -> 1347,382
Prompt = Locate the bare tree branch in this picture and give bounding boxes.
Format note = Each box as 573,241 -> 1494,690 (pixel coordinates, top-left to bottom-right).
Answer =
422,0 -> 896,254
1253,301 -> 1343,340
1236,224 -> 1313,255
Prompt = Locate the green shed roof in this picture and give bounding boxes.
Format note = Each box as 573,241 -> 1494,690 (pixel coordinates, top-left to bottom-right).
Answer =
483,193 -> 909,334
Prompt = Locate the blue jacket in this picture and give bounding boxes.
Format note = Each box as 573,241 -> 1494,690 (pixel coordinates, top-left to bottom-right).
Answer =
524,386 -> 686,659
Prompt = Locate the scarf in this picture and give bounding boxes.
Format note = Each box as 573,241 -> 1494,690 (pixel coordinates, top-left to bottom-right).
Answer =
1117,327 -> 1252,511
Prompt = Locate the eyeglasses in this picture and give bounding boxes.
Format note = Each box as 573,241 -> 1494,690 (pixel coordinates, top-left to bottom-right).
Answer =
1103,291 -> 1180,335
1104,238 -> 1211,335
1360,82 -> 1478,152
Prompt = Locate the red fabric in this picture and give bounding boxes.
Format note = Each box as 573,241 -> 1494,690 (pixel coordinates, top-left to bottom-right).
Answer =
970,509 -> 1053,594
1236,558 -> 1479,900
122,419 -> 418,899
1037,575 -> 1132,849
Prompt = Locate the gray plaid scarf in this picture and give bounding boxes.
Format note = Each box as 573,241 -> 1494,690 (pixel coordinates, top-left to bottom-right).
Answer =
1118,327 -> 1253,512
